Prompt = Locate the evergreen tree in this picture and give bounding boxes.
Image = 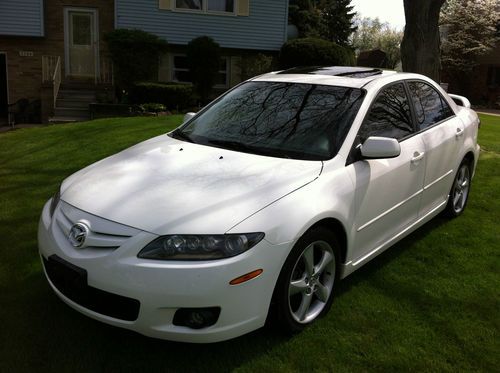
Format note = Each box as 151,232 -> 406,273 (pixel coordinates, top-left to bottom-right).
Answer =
319,0 -> 357,46
288,0 -> 357,46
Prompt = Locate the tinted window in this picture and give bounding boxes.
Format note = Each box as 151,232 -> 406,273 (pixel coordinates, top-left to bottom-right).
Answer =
174,82 -> 365,160
358,83 -> 413,142
408,81 -> 454,130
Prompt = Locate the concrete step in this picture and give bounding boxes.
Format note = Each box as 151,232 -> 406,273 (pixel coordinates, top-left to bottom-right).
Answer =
60,82 -> 96,90
57,90 -> 96,101
54,107 -> 90,119
56,99 -> 91,109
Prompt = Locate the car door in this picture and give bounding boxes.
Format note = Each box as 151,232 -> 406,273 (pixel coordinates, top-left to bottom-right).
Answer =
407,81 -> 463,217
346,82 -> 426,263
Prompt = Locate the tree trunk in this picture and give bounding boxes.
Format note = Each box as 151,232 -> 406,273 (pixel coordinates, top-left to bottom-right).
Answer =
401,0 -> 445,82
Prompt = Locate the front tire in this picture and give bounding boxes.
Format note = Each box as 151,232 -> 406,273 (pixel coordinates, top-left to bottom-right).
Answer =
444,159 -> 472,217
271,227 -> 340,334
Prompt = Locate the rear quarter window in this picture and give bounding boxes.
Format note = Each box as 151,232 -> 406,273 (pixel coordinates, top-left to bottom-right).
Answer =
408,81 -> 454,131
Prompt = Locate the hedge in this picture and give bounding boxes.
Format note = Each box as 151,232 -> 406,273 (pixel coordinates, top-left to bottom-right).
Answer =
128,82 -> 194,111
279,38 -> 356,69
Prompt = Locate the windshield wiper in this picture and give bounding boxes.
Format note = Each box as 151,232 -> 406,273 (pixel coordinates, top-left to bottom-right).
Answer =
171,130 -> 195,143
207,139 -> 291,159
207,139 -> 255,152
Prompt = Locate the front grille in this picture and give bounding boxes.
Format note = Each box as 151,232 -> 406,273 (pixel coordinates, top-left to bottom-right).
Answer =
43,255 -> 140,321
55,201 -> 140,251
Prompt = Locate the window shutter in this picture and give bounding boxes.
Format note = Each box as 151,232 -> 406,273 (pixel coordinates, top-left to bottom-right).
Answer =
237,0 -> 250,16
159,0 -> 174,10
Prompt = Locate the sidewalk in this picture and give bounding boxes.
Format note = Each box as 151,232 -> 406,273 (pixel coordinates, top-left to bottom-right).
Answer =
476,109 -> 500,117
0,123 -> 45,133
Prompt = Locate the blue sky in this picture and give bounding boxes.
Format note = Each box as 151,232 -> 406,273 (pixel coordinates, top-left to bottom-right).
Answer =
351,0 -> 406,29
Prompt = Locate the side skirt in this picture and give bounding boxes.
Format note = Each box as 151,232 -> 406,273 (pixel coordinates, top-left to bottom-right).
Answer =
339,199 -> 447,279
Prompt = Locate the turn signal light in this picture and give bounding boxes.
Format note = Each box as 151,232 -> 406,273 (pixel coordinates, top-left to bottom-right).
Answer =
229,269 -> 263,285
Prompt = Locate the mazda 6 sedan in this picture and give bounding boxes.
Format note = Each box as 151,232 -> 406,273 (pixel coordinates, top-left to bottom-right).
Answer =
38,66 -> 480,343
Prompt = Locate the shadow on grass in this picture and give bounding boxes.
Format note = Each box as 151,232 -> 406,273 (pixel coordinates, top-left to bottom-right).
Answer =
0,216 -> 455,373
337,216 -> 449,295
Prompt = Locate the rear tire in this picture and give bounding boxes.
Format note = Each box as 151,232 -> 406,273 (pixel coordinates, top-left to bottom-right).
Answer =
271,227 -> 340,334
443,159 -> 472,218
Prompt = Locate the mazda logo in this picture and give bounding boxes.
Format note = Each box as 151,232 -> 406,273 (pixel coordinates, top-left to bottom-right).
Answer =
68,222 -> 89,248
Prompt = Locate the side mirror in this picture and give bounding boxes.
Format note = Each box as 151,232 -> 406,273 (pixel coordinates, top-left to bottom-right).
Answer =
183,112 -> 196,123
361,136 -> 401,159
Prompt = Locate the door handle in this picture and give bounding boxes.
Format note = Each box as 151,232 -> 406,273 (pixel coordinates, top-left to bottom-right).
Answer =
411,152 -> 425,163
456,128 -> 464,137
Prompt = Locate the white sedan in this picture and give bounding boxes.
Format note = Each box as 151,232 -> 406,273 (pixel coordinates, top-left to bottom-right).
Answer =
38,67 -> 480,343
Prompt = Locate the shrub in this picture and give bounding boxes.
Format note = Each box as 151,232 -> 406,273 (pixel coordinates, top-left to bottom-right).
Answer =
239,53 -> 275,80
186,36 -> 221,103
278,38 -> 355,69
139,103 -> 166,113
105,29 -> 168,90
128,82 -> 194,111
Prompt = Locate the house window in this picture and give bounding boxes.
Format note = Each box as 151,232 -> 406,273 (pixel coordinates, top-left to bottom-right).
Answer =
172,55 -> 191,82
208,0 -> 234,12
175,0 -> 235,14
175,0 -> 202,11
215,58 -> 229,87
172,54 -> 230,88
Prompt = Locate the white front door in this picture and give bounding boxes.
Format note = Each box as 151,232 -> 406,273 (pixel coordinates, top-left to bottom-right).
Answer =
65,8 -> 98,78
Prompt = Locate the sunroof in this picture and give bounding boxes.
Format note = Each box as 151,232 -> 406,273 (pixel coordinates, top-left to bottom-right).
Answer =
278,66 -> 383,78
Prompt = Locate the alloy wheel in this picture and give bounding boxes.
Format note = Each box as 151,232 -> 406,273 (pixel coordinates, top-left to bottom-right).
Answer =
452,164 -> 470,214
288,240 -> 336,324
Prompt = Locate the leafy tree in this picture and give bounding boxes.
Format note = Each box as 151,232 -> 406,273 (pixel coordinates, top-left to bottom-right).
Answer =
186,36 -> 221,104
440,0 -> 500,73
288,0 -> 357,46
351,16 -> 403,69
105,29 -> 168,91
401,0 -> 445,81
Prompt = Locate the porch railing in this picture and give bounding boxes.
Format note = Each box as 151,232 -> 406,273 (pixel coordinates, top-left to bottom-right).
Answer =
42,55 -> 61,106
98,57 -> 114,85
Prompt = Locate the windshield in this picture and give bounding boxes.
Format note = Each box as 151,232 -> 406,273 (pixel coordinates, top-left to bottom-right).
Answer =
173,81 -> 365,160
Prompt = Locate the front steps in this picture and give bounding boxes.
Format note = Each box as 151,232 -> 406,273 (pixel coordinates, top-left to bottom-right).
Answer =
49,85 -> 96,123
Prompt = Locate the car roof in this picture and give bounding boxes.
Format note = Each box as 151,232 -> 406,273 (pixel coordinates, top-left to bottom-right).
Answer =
252,66 -> 403,89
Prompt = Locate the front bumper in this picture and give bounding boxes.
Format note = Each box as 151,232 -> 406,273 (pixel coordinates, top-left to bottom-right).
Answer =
38,200 -> 292,343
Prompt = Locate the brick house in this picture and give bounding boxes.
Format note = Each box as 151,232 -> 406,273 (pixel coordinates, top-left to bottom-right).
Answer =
0,0 -> 115,124
0,0 -> 289,124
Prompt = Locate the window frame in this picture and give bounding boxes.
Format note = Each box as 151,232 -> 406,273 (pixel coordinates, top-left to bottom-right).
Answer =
170,53 -> 191,84
174,0 -> 237,16
405,79 -> 456,135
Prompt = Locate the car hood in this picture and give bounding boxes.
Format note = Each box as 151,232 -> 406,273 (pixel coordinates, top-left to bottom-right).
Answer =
61,134 -> 322,235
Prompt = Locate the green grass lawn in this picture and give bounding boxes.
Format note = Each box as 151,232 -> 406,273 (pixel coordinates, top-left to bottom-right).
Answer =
0,115 -> 498,372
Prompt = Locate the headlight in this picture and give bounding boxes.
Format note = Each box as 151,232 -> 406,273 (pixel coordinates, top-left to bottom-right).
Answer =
49,188 -> 61,217
138,233 -> 265,261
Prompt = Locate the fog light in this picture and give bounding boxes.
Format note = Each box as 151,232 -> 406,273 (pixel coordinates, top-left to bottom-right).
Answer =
173,307 -> 221,329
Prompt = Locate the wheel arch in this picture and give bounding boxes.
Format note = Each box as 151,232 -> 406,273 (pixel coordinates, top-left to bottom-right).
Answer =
305,218 -> 348,264
463,151 -> 475,168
